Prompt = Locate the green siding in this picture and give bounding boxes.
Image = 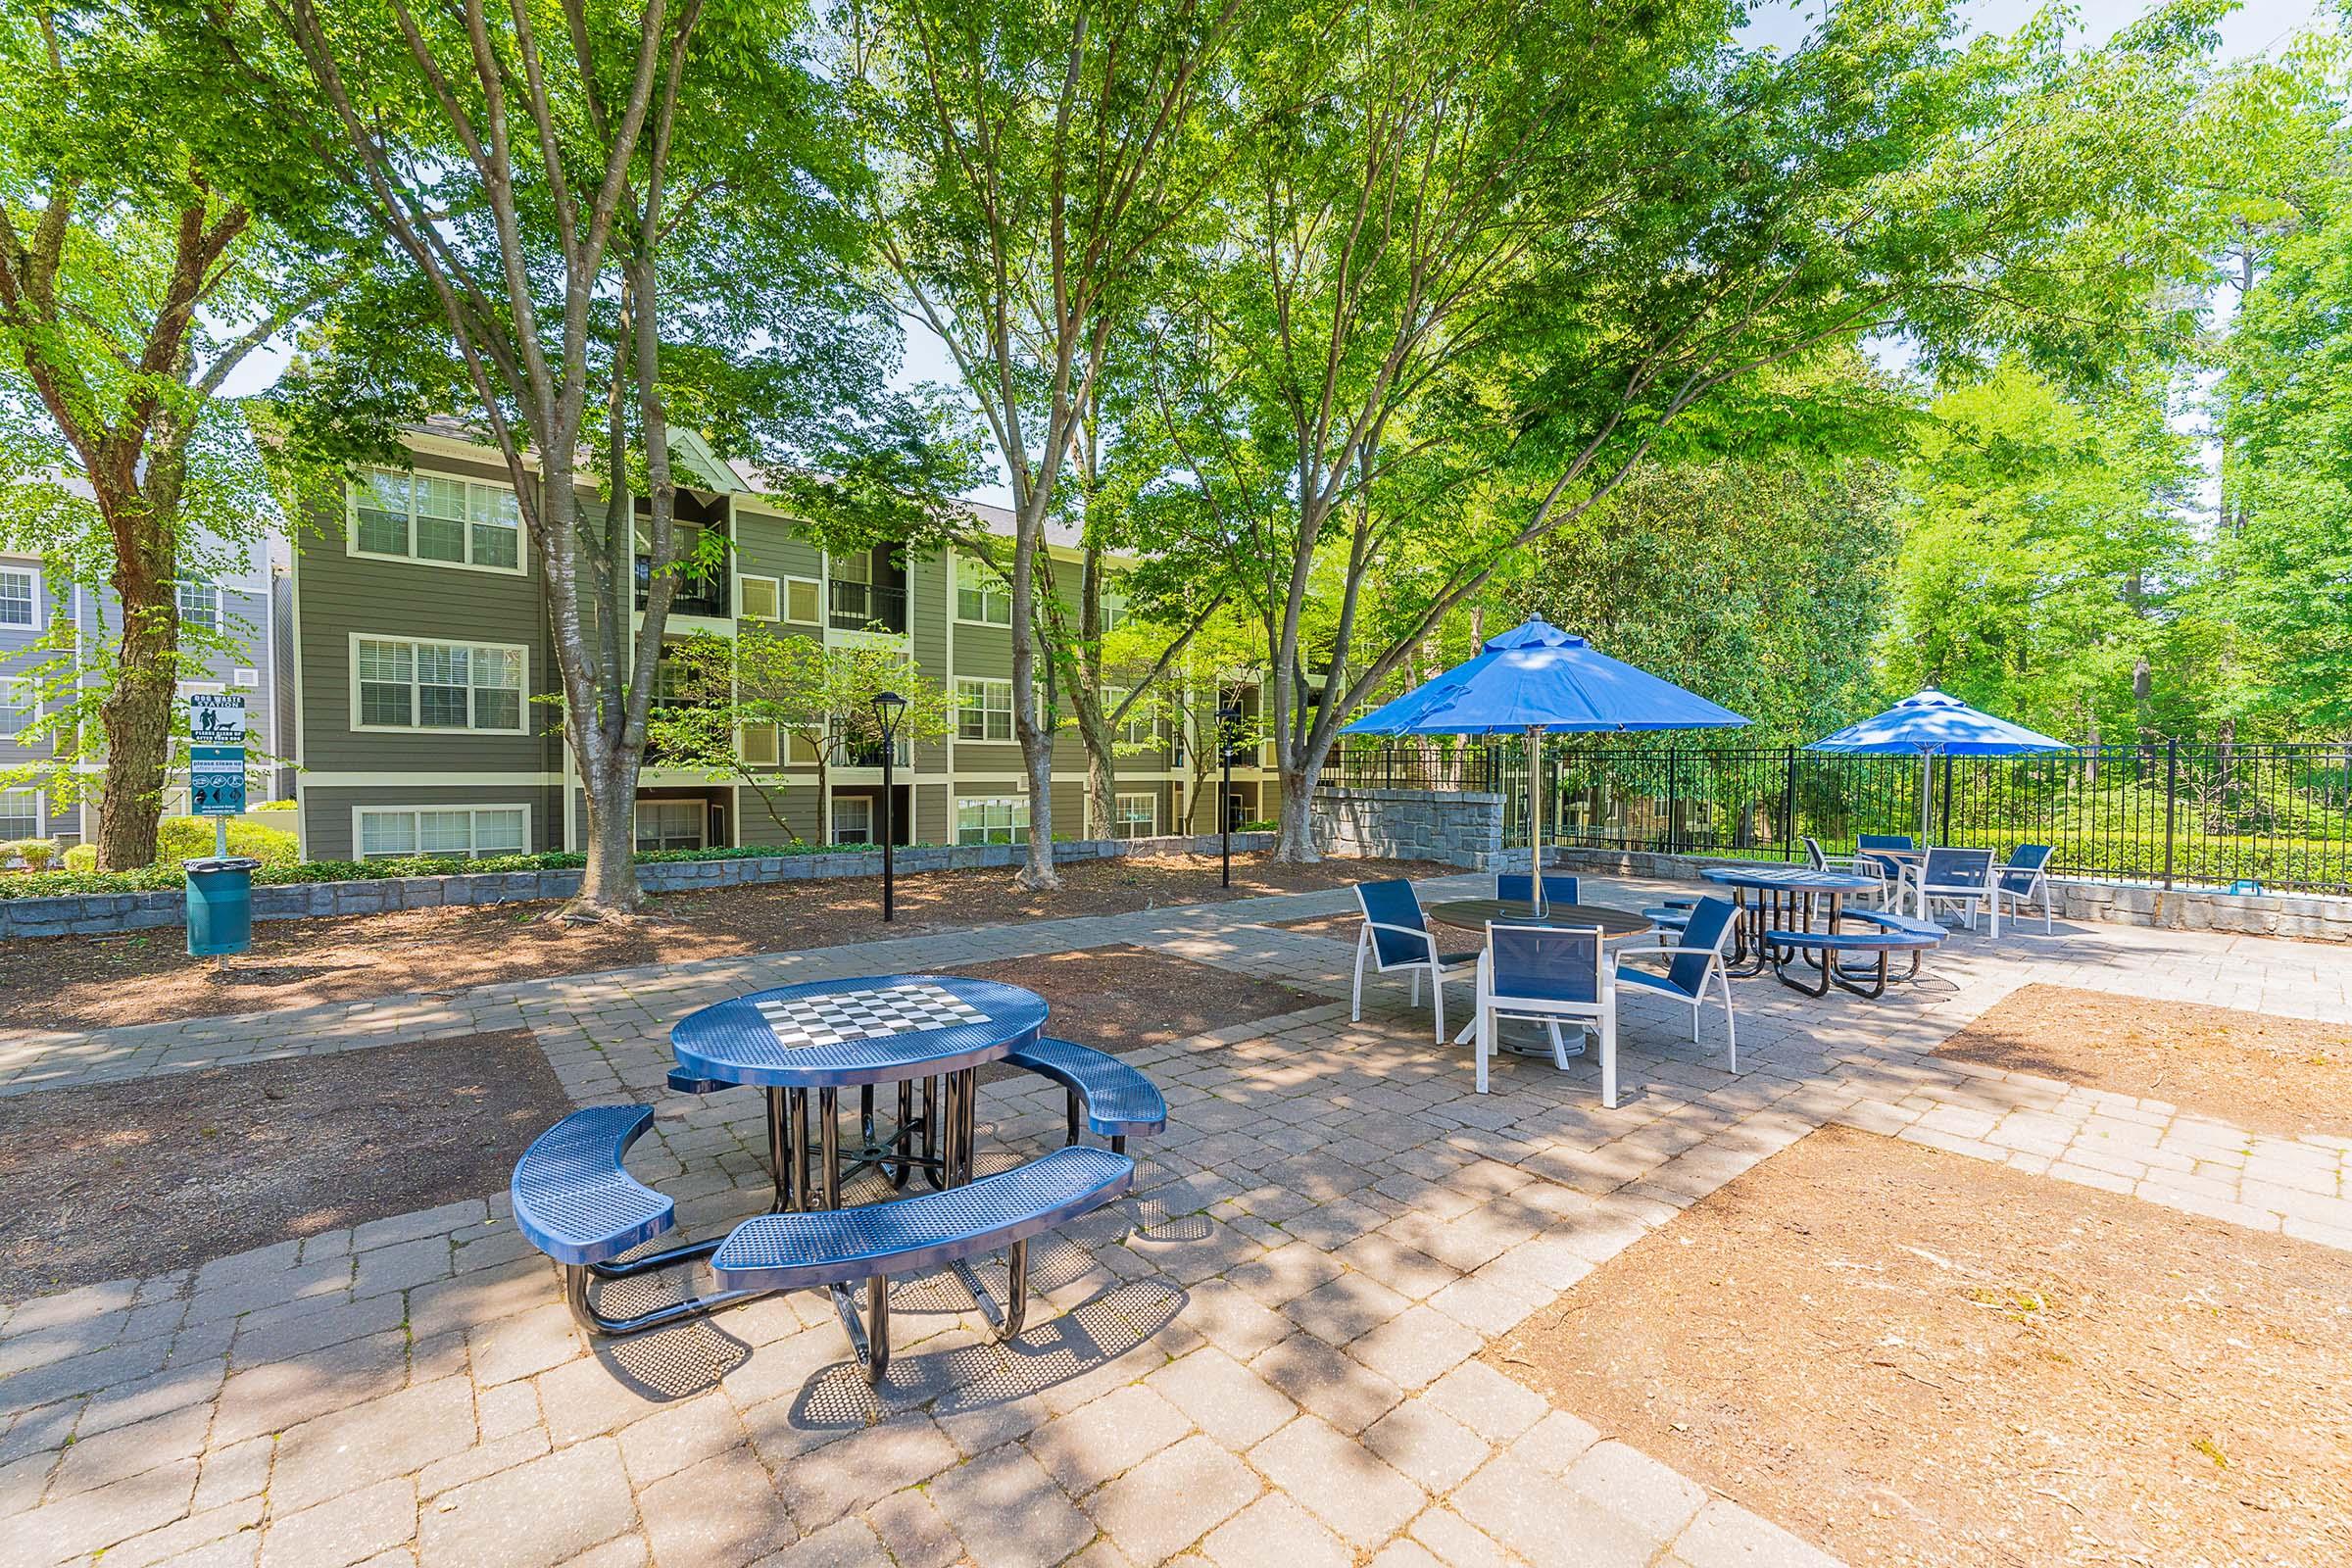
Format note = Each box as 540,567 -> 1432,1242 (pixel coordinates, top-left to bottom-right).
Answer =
301,783 -> 564,861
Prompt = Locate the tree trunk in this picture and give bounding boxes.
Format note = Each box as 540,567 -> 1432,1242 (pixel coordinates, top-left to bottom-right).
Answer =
92,475 -> 182,870
1009,529 -> 1058,890
1274,762 -> 1321,862
1080,713 -> 1114,840
574,752 -> 641,910
94,565 -> 176,870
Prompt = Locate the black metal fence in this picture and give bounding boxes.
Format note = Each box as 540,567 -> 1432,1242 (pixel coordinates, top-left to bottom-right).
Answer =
1331,739 -> 2352,896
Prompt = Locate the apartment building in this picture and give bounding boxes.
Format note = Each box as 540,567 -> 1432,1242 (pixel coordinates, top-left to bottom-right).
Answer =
1,530 -> 290,847
285,424 -> 1275,862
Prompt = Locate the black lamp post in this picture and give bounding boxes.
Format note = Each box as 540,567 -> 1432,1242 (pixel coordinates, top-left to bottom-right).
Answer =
871,691 -> 906,921
1217,698 -> 1244,888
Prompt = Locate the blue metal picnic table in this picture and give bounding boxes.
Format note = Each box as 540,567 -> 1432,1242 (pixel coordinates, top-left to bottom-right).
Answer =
669,973 -> 1049,1211
1698,865 -> 1880,977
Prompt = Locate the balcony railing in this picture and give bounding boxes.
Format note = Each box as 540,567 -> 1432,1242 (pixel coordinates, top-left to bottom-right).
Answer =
636,557 -> 729,618
834,737 -> 911,769
828,580 -> 906,633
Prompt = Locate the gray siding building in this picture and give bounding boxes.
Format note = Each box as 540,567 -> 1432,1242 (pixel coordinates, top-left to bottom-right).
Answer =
284,426 -> 1276,862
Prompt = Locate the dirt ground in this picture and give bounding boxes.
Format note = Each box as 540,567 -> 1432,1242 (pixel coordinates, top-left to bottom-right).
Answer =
962,946 -> 1323,1067
1,854 -> 1445,1033
1939,984 -> 2352,1141
0,1031 -> 575,1301
1488,1124 -> 2352,1567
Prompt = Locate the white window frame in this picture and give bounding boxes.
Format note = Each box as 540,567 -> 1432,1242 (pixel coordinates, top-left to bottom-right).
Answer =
781,576 -> 823,624
0,564 -> 35,629
634,798 -> 707,852
346,467 -> 527,576
175,579 -> 222,633
740,721 -> 780,767
956,676 -> 1013,742
955,795 -> 1028,846
0,786 -> 43,840
738,573 -> 782,621
1101,590 -> 1131,633
0,675 -> 37,742
1113,792 -> 1155,840
352,803 -> 532,861
954,553 -> 1011,626
831,795 -> 874,845
348,633 -> 532,736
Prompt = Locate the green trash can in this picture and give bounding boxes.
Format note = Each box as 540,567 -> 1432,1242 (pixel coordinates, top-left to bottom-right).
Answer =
184,857 -> 262,958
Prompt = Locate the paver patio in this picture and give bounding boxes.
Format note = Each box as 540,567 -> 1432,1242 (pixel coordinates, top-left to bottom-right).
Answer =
1,870 -> 2346,1567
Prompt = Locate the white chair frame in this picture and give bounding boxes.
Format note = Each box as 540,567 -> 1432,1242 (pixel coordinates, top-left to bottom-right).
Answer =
1473,924 -> 1614,1102
1611,929 -> 1739,1078
1352,906 -> 1478,1045
1990,858 -> 2056,934
1803,835 -> 1891,908
1919,851 -> 1999,937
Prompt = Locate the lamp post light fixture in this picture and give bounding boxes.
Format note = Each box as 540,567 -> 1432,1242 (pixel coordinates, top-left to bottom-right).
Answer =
871,691 -> 907,922
1216,699 -> 1244,889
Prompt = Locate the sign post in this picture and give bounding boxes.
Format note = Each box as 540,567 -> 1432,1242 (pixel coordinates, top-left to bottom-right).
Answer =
183,694 -> 254,966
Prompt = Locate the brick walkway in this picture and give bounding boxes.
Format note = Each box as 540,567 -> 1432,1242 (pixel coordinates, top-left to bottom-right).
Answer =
1,874 -> 2346,1568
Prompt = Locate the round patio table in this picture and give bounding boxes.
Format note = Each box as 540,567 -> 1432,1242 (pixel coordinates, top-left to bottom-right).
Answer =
1697,865 -> 1878,977
670,973 -> 1048,1212
1423,899 -> 1653,940
1423,901 -> 1655,1051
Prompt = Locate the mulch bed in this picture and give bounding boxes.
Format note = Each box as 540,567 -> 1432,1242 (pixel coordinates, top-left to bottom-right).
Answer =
1487,1124 -> 2352,1567
0,1031 -> 575,1301
1937,984 -> 2352,1141
961,946 -> 1323,1072
0,854 -> 1445,1033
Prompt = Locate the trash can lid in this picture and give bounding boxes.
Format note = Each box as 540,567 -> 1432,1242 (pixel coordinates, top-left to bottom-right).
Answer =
183,857 -> 264,873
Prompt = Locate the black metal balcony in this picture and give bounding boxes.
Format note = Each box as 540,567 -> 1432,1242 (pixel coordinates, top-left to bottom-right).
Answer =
828,580 -> 906,633
636,557 -> 729,618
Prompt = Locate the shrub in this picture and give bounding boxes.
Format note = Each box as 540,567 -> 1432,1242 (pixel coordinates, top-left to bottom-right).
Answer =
156,815 -> 300,866
0,836 -> 910,900
253,799 -> 296,811
2,839 -> 60,871
63,844 -> 96,872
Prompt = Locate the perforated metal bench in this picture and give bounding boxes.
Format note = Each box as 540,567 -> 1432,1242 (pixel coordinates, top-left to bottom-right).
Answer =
713,1144 -> 1135,1382
1004,1038 -> 1168,1153
1764,919 -> 1942,999
512,1105 -> 765,1336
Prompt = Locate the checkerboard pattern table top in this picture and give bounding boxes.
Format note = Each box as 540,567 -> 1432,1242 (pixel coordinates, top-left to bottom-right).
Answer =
753,982 -> 994,1050
670,972 -> 1049,1089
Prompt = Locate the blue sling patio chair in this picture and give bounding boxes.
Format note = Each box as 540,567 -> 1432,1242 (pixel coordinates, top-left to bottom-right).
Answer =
1474,922 -> 1612,1101
1494,872 -> 1580,906
1918,847 -> 1998,935
1990,844 -> 2056,934
1804,836 -> 1891,908
1609,895 -> 1740,1081
1352,880 -> 1480,1043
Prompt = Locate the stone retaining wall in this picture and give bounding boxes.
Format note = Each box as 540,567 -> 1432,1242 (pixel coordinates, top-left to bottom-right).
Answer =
0,830 -> 1276,941
1532,845 -> 2352,944
1310,786 -> 1503,868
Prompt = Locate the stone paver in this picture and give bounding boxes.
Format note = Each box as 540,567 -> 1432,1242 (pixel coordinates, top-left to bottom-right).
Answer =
2,871 -> 2345,1568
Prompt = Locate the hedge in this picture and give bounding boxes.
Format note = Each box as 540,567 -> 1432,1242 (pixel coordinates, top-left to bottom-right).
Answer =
0,840 -> 900,901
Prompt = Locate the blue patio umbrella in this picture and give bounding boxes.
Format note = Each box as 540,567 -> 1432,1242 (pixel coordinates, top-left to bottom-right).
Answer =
1806,689 -> 2070,847
1343,616 -> 1750,911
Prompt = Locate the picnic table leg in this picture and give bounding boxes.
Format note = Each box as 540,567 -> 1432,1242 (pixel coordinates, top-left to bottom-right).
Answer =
1829,948 -> 1892,1000
921,1077 -> 943,1190
1003,1239 -> 1030,1339
860,1087 -> 876,1157
892,1081 -> 915,1189
787,1091 -> 812,1212
819,1089 -> 842,1208
958,1068 -> 979,1183
765,1088 -> 792,1212
940,1074 -> 963,1189
1771,944 -> 1835,997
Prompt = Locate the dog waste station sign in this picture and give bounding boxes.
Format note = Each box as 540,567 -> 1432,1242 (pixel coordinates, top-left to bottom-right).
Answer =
182,692 -> 256,962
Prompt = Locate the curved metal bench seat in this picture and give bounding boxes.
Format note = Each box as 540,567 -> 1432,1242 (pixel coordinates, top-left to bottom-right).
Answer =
1845,907 -> 1946,941
1764,924 -> 1939,1000
1004,1038 -> 1169,1151
713,1145 -> 1135,1382
712,1145 -> 1134,1292
511,1105 -> 675,1267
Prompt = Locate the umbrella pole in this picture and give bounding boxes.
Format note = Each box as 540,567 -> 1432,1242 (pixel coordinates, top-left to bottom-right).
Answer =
1919,752 -> 1934,849
1529,725 -> 1544,916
